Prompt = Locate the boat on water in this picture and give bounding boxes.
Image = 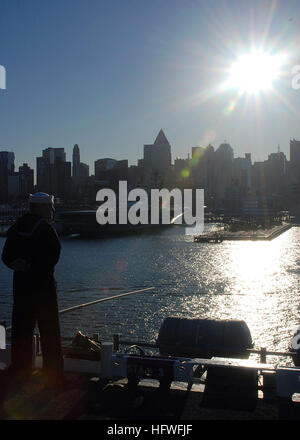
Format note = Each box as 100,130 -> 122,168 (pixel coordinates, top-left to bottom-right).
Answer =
54,205 -> 175,237
194,232 -> 223,243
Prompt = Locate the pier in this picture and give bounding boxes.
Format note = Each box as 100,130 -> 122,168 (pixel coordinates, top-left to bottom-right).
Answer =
194,223 -> 293,242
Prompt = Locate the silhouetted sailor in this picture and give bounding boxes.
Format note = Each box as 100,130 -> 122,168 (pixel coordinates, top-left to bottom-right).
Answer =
2,192 -> 64,387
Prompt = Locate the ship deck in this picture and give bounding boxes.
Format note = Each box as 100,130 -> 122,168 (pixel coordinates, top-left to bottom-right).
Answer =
0,367 -> 281,421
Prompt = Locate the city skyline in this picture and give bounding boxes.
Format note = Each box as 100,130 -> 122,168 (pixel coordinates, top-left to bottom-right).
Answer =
1,130 -> 299,223
1,0 -> 300,172
0,129 -> 295,179
0,130 -> 298,173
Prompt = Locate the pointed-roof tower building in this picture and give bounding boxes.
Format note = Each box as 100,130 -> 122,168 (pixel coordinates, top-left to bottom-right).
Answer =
143,129 -> 171,176
153,129 -> 171,147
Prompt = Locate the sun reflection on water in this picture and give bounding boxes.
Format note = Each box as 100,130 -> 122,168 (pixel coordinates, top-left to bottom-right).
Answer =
177,230 -> 299,362
228,238 -> 284,292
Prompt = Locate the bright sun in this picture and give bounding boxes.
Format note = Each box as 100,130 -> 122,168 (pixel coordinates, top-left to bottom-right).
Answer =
226,50 -> 283,94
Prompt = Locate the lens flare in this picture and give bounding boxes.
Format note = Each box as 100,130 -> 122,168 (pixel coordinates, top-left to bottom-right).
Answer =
224,98 -> 238,114
181,168 -> 190,178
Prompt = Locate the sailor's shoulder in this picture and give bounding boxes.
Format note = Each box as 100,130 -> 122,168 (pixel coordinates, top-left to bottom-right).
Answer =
35,219 -> 59,237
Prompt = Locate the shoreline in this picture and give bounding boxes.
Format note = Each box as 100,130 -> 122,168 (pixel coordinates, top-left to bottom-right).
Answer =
195,223 -> 293,242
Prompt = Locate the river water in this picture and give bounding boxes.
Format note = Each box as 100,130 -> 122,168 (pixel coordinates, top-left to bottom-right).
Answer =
0,224 -> 299,365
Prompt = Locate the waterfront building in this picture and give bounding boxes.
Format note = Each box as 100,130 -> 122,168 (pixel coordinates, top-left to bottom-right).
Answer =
8,173 -> 20,200
242,196 -> 274,217
94,158 -> 128,190
234,153 -> 252,192
174,157 -> 188,176
0,151 -> 15,172
192,146 -> 206,161
37,147 -> 71,201
19,163 -> 34,198
128,165 -> 143,187
72,144 -> 80,177
72,144 -> 89,183
287,140 -> 300,218
71,144 -> 90,199
192,145 -> 216,209
251,161 -> 267,198
290,139 -> 300,184
0,151 -> 15,202
215,142 -> 234,207
79,163 -> 89,180
143,129 -> 172,187
265,149 -> 287,195
42,147 -> 66,163
94,158 -> 117,179
249,148 -> 288,211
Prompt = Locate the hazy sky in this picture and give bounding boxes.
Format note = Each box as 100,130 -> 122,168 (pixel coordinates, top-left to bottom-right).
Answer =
1,0 -> 300,173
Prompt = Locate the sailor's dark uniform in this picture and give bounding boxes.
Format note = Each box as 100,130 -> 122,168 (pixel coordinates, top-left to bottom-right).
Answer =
2,213 -> 64,384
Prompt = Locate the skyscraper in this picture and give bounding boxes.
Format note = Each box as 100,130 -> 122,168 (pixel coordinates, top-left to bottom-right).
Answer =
266,151 -> 287,194
37,147 -> 71,201
72,144 -> 80,177
0,151 -> 15,202
215,142 -> 234,203
144,129 -> 171,174
234,153 -> 252,192
290,139 -> 300,184
94,158 -> 117,180
0,151 -> 15,172
72,144 -> 89,190
19,163 -> 34,197
143,129 -> 172,187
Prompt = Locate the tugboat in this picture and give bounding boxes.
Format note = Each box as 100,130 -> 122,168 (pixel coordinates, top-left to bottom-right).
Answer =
194,232 -> 223,243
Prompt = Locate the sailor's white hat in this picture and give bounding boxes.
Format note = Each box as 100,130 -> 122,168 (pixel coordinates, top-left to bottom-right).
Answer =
29,192 -> 54,204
